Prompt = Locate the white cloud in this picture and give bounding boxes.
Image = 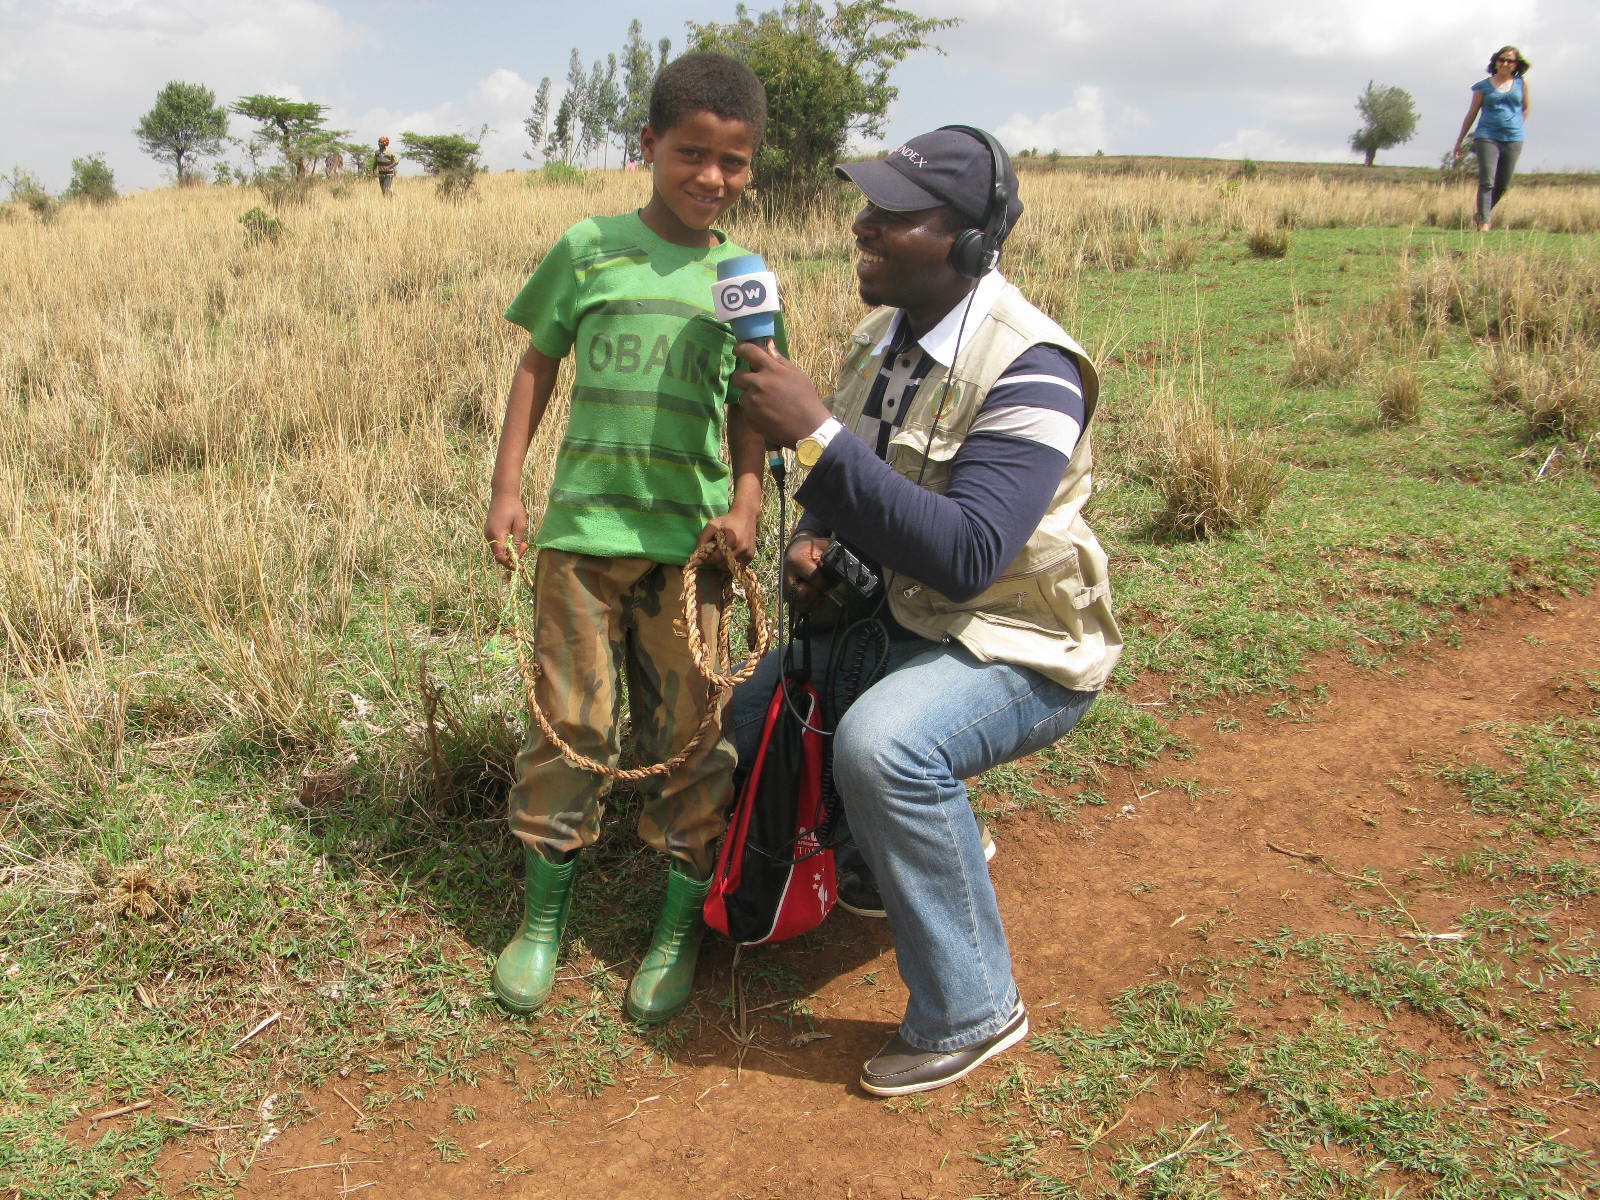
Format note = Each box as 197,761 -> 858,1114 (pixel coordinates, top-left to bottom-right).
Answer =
921,0 -> 1522,69
4,0 -> 363,189
1214,128 -> 1348,164
473,68 -> 539,114
998,87 -> 1111,155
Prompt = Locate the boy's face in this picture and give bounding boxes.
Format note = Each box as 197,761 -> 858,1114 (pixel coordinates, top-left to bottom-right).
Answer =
639,110 -> 757,246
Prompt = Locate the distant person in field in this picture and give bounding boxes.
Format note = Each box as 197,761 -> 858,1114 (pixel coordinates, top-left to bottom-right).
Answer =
729,126 -> 1121,1096
483,52 -> 770,1024
1453,46 -> 1531,232
374,137 -> 397,196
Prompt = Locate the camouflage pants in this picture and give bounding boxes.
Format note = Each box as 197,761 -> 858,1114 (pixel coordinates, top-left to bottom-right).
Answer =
508,549 -> 735,878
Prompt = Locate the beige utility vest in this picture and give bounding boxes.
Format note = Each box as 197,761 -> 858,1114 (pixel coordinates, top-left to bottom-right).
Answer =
825,283 -> 1123,692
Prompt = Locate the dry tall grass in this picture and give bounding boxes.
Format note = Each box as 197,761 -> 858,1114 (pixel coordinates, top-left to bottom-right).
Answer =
2,166 -> 1596,798
0,174 -> 870,803
1392,247 -> 1600,451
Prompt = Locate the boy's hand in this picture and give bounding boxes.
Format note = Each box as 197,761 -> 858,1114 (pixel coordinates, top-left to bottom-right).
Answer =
485,493 -> 529,571
697,506 -> 759,567
783,534 -> 831,613
731,342 -> 831,448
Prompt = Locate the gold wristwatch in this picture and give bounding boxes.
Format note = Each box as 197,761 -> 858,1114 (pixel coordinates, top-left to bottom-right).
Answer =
795,417 -> 843,468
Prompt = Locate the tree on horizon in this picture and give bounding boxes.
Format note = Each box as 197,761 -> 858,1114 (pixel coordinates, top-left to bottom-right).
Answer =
134,81 -> 228,185
1350,81 -> 1419,167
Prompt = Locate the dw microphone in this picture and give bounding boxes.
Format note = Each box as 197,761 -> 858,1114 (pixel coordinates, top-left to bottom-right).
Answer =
715,253 -> 781,345
714,254 -> 786,476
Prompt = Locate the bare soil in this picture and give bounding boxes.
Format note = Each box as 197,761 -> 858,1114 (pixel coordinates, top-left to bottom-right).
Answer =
138,588 -> 1600,1199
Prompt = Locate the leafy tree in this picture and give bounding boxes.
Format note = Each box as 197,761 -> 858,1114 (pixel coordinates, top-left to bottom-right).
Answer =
1350,81 -> 1418,167
232,95 -> 347,177
580,56 -> 621,165
689,1 -> 956,212
560,49 -> 589,166
524,77 -> 553,163
547,94 -> 575,165
134,81 -> 228,184
399,130 -> 484,199
616,20 -> 657,164
64,153 -> 116,204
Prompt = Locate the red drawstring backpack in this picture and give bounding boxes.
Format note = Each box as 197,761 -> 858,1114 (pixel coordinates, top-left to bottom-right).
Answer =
704,668 -> 837,945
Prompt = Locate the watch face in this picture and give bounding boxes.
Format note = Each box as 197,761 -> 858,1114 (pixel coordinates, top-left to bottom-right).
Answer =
797,438 -> 822,467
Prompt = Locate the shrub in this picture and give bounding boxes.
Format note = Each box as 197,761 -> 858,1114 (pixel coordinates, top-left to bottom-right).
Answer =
5,167 -> 58,223
531,161 -> 587,188
64,154 -> 116,205
239,206 -> 285,246
255,168 -> 318,210
435,166 -> 479,203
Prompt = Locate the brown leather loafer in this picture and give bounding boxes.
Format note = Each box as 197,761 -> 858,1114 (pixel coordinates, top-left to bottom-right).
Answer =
860,1002 -> 1028,1097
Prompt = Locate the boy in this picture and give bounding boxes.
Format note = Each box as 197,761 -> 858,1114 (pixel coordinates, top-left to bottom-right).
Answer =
483,52 -> 768,1024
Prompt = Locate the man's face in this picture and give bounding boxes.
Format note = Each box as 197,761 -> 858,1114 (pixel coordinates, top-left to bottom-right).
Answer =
850,202 -> 964,311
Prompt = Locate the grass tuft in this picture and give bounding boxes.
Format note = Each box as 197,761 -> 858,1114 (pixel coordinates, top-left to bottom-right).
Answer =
1246,226 -> 1289,258
1140,380 -> 1285,538
1376,365 -> 1424,427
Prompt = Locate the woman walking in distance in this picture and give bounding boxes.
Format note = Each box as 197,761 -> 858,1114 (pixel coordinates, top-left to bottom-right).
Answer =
1453,46 -> 1531,232
374,137 -> 398,197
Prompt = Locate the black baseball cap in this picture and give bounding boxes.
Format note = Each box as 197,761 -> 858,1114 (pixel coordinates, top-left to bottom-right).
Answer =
835,126 -> 1024,239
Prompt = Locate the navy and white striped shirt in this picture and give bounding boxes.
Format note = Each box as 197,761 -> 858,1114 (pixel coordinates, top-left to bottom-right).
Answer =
797,272 -> 1088,603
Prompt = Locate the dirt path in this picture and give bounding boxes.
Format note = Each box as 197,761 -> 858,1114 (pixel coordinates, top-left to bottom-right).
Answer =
157,589 -> 1600,1199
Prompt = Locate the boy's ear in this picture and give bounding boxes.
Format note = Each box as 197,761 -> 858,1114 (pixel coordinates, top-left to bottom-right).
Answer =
639,125 -> 657,165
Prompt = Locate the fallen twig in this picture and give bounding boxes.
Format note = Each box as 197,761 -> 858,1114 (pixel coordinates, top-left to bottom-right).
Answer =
1267,842 -> 1429,939
330,1087 -> 366,1121
158,1115 -> 247,1132
1132,1119 -> 1214,1175
601,1096 -> 660,1130
1266,841 -> 1320,862
88,1099 -> 152,1123
495,1142 -> 537,1169
268,1160 -> 381,1176
229,1012 -> 282,1052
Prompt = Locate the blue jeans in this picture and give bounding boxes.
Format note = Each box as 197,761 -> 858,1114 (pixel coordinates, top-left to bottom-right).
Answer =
730,629 -> 1097,1052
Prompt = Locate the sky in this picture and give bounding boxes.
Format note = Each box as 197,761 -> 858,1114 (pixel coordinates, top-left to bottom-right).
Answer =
3,0 -> 1596,195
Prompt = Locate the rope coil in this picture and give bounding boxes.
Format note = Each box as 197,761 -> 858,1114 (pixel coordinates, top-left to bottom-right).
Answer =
502,532 -> 771,779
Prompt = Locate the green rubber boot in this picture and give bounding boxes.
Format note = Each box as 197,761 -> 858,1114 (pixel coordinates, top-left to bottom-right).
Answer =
625,865 -> 712,1024
491,849 -> 575,1013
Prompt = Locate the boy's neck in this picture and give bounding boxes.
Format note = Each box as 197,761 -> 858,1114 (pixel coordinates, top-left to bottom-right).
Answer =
638,201 -> 723,249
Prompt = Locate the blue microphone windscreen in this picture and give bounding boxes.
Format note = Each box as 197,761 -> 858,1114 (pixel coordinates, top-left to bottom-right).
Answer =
715,253 -> 780,343
718,253 -> 766,279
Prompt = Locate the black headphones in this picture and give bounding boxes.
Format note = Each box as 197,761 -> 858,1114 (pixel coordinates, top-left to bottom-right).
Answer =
939,125 -> 1011,279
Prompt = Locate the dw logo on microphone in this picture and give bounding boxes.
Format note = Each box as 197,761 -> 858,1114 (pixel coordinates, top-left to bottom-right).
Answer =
719,279 -> 768,312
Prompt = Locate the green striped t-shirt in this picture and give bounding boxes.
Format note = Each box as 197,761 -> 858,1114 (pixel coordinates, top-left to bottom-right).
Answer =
505,212 -> 751,565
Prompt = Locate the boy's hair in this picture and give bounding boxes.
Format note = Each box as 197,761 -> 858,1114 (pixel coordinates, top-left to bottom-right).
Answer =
648,52 -> 767,147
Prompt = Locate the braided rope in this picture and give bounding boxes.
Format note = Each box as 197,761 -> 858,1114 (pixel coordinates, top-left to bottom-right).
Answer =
502,532 -> 771,780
